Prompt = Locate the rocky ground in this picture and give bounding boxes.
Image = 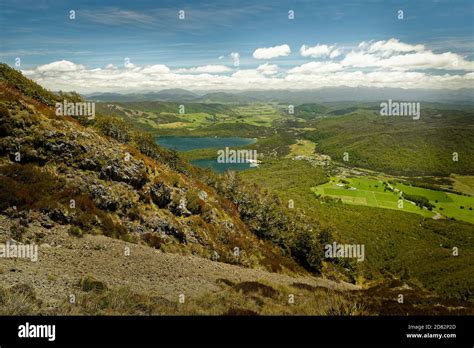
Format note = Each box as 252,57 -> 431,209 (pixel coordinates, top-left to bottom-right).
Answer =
0,214 -> 360,314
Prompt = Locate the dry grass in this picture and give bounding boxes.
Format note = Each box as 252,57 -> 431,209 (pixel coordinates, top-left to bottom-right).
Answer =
0,279 -> 369,316
0,284 -> 41,315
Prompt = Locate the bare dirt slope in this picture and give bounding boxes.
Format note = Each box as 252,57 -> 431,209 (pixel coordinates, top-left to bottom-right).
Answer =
0,215 -> 358,311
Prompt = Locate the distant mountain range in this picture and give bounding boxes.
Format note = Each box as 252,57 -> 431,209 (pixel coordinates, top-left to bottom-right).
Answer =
85,87 -> 474,104
85,88 -> 198,102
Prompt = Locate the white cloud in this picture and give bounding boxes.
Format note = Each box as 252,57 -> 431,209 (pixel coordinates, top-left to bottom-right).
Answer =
21,39 -> 474,94
231,69 -> 263,78
230,52 -> 240,66
284,69 -> 473,90
36,60 -> 84,72
365,38 -> 425,56
300,44 -> 337,58
141,64 -> 170,74
124,61 -> 136,69
380,51 -> 474,70
256,63 -> 278,75
343,40 -> 474,71
175,65 -> 231,74
288,61 -> 343,74
341,51 -> 382,68
253,44 -> 291,60
329,48 -> 342,59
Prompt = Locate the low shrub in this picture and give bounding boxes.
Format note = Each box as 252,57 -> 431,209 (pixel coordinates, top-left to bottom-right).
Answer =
79,276 -> 107,293
95,115 -> 131,143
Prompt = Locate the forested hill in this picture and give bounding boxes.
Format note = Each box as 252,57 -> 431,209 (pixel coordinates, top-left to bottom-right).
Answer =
304,109 -> 474,176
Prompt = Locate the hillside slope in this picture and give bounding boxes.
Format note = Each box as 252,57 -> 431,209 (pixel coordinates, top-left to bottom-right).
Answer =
305,111 -> 474,176
0,63 -> 353,314
1,63 -> 471,315
0,64 -> 314,274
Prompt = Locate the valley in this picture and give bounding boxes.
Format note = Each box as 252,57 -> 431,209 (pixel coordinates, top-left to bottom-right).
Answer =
1,63 -> 472,316
2,0 -> 474,342
101,95 -> 473,303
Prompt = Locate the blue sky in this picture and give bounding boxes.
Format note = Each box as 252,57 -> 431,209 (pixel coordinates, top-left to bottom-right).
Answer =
1,0 -> 473,92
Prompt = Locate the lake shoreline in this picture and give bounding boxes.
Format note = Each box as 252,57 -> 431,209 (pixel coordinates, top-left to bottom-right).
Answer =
155,136 -> 258,172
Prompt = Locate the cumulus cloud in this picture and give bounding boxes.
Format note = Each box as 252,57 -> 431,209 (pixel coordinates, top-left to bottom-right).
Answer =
379,51 -> 474,70
256,63 -> 278,75
361,38 -> 425,56
253,44 -> 291,60
36,60 -> 85,72
329,48 -> 342,58
20,38 -> 474,93
284,69 -> 473,90
230,52 -> 240,66
175,65 -> 231,74
300,44 -> 340,58
141,64 -> 171,74
288,61 -> 343,74
341,51 -> 382,68
124,61 -> 136,69
344,38 -> 474,71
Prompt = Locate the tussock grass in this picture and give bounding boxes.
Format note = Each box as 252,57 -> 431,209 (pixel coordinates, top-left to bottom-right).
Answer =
0,284 -> 41,315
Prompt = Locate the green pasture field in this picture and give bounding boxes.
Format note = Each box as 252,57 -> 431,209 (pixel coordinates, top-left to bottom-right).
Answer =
312,177 -> 474,223
394,182 -> 474,223
312,177 -> 435,218
130,104 -> 283,130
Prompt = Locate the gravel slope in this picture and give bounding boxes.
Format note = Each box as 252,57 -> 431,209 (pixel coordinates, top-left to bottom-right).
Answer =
0,216 -> 358,309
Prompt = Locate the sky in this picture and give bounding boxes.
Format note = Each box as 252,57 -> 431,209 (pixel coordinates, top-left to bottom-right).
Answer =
0,0 -> 473,92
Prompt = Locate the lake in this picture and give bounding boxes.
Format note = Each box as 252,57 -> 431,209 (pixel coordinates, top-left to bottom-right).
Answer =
190,158 -> 256,173
155,136 -> 257,172
155,136 -> 256,152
